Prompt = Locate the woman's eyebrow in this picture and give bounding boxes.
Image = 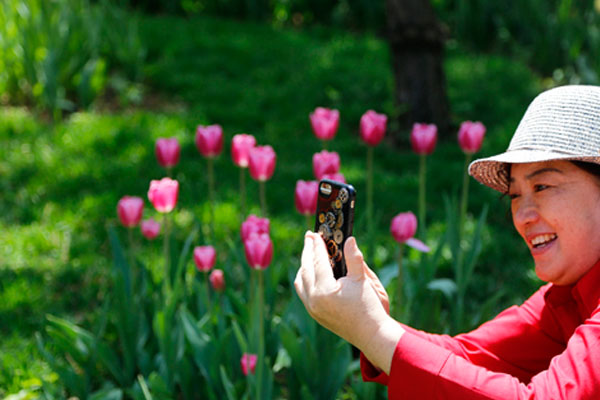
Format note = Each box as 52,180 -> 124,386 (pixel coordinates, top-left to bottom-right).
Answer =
508,167 -> 562,183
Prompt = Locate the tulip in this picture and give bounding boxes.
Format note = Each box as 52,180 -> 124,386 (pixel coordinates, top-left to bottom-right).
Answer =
244,233 -> 273,270
241,353 -> 258,376
360,110 -> 387,146
140,218 -> 160,239
410,123 -> 437,155
148,178 -> 179,213
312,150 -> 340,181
321,172 -> 346,183
241,215 -> 270,242
248,145 -> 276,182
195,124 -> 223,158
231,133 -> 256,168
155,137 -> 180,169
457,121 -> 486,154
209,269 -> 225,292
295,180 -> 318,228
310,107 -> 339,142
117,196 -> 144,228
193,245 -> 216,272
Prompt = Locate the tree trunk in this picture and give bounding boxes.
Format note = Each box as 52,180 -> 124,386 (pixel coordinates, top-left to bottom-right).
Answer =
385,0 -> 450,144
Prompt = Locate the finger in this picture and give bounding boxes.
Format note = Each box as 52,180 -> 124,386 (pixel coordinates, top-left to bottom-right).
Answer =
343,236 -> 366,278
299,233 -> 316,292
312,232 -> 335,285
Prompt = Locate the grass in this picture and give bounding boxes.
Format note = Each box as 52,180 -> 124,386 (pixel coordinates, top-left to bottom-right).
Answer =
0,13 -> 544,395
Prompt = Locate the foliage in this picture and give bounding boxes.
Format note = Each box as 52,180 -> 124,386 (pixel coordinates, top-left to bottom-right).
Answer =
0,0 -> 146,119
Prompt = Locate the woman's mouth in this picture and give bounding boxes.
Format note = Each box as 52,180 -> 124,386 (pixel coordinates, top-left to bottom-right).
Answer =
530,233 -> 557,249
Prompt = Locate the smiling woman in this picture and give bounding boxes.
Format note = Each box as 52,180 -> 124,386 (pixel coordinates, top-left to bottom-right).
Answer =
295,85 -> 600,399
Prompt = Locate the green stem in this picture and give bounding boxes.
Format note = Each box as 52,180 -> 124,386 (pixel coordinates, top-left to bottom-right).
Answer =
455,153 -> 472,332
208,157 -> 215,241
256,270 -> 265,400
163,213 -> 171,294
418,154 -> 427,235
127,227 -> 135,296
259,181 -> 267,217
305,214 -> 312,231
395,243 -> 404,320
240,167 -> 247,218
204,272 -> 211,315
367,146 -> 374,264
459,154 -> 472,241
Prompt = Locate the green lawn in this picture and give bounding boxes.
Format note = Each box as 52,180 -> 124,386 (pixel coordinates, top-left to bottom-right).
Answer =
0,13 -> 543,396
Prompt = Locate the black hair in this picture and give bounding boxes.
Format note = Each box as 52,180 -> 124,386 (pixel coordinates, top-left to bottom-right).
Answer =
570,160 -> 600,181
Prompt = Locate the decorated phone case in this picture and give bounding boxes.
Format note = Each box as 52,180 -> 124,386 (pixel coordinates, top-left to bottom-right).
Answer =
314,179 -> 356,279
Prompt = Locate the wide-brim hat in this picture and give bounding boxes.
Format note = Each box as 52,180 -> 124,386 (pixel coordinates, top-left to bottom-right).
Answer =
469,85 -> 600,193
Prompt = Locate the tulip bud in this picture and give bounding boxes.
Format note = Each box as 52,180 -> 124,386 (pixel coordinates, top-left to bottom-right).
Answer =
360,110 -> 387,146
117,196 -> 144,227
209,269 -> 225,291
458,121 -> 486,154
241,215 -> 270,242
410,123 -> 438,155
248,145 -> 276,182
244,233 -> 273,270
140,218 -> 161,239
312,150 -> 340,181
193,245 -> 216,272
240,353 -> 257,376
309,107 -> 339,140
321,172 -> 346,184
155,137 -> 180,168
231,133 -> 256,168
294,180 -> 318,215
195,124 -> 223,158
390,212 -> 417,243
148,178 -> 179,213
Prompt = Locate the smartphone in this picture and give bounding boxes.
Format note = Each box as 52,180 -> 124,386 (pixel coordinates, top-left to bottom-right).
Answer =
314,179 -> 356,279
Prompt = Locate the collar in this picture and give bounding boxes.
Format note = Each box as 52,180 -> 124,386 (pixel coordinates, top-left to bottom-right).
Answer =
545,259 -> 600,318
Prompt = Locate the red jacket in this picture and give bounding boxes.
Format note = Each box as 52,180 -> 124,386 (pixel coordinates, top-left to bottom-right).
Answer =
361,260 -> 600,399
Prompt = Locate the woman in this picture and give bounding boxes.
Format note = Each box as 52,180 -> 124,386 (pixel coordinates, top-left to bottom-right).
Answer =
294,85 -> 600,399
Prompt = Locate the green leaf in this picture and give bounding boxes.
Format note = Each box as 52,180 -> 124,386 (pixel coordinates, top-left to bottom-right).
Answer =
427,278 -> 458,300
219,365 -> 237,400
89,387 -> 123,400
108,225 -> 131,298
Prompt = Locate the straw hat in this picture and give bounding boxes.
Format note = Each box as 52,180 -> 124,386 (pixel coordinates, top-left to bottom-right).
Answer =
469,85 -> 600,193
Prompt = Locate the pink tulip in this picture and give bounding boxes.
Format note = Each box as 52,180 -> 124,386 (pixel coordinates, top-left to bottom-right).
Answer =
458,121 -> 486,154
310,107 -> 340,140
193,245 -> 216,272
248,145 -> 276,182
117,196 -> 144,227
241,353 -> 258,376
244,233 -> 273,270
209,269 -> 225,291
231,133 -> 256,168
140,218 -> 161,239
390,212 -> 430,252
195,124 -> 223,158
155,137 -> 180,168
321,172 -> 346,183
410,123 -> 438,155
360,110 -> 388,146
148,178 -> 179,213
295,180 -> 319,215
312,150 -> 340,181
241,215 -> 270,242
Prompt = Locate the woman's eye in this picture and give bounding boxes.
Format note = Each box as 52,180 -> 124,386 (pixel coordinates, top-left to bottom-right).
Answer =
508,193 -> 520,200
534,184 -> 549,192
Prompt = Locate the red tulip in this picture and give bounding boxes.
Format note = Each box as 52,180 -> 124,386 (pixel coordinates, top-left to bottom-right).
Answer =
209,269 -> 225,291
148,178 -> 179,213
244,233 -> 273,270
410,123 -> 438,155
240,353 -> 257,376
390,212 -> 430,252
309,107 -> 339,140
360,110 -> 387,146
193,245 -> 216,272
117,196 -> 144,227
241,215 -> 270,242
140,218 -> 161,239
458,121 -> 486,154
195,124 -> 223,158
321,172 -> 346,184
231,133 -> 256,168
312,150 -> 340,181
155,137 -> 180,168
248,145 -> 276,182
295,180 -> 318,215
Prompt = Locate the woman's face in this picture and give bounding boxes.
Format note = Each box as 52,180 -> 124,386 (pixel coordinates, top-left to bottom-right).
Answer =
509,161 -> 600,285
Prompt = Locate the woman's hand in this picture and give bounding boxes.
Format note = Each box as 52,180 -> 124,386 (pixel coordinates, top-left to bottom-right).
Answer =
294,232 -> 404,373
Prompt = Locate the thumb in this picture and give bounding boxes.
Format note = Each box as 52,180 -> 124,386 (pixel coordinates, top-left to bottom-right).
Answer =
344,237 -> 366,278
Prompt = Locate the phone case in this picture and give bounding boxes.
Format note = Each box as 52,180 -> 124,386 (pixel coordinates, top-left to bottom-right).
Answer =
314,179 -> 356,279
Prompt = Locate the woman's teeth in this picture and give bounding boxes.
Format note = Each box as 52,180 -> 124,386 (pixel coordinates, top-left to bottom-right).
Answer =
531,234 -> 557,247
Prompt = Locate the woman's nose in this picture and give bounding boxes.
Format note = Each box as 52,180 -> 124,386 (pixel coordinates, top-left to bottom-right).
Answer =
512,196 -> 539,227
